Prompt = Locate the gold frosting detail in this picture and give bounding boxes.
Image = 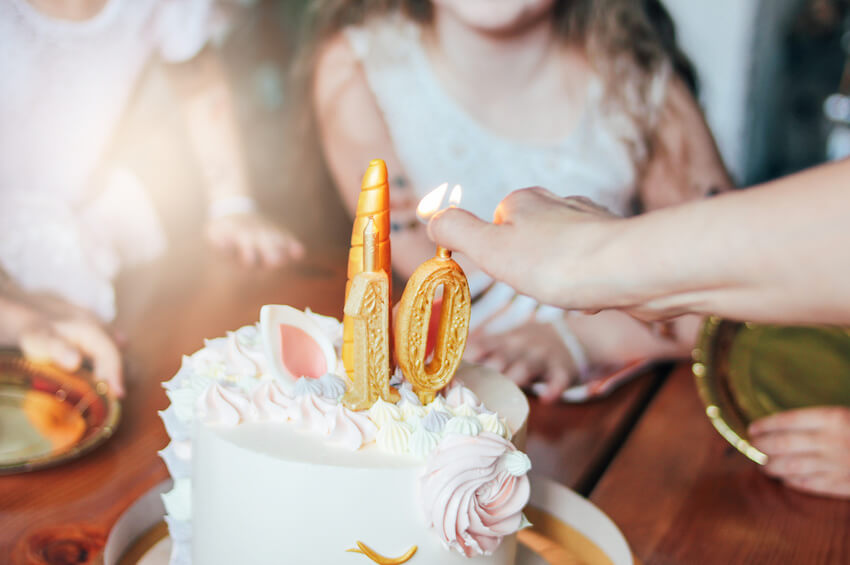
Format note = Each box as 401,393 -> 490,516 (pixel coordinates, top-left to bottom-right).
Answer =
395,251 -> 471,404
346,541 -> 418,564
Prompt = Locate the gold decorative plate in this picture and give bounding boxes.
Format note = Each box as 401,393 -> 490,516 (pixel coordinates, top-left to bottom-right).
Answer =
0,350 -> 121,474
693,318 -> 850,464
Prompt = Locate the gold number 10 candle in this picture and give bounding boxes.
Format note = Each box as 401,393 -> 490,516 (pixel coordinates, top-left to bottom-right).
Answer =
342,161 -> 470,409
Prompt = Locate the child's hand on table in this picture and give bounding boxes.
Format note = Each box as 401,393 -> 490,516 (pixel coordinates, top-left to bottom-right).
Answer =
750,407 -> 850,499
205,212 -> 304,269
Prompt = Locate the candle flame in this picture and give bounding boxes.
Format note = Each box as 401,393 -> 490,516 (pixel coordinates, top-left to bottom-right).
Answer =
448,184 -> 462,207
416,183 -> 463,222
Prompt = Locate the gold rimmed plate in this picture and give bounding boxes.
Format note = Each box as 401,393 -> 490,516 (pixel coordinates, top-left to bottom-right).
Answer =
693,318 -> 850,464
0,350 -> 121,474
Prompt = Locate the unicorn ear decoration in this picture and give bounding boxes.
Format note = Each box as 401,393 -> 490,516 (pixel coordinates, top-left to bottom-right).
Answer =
260,305 -> 338,392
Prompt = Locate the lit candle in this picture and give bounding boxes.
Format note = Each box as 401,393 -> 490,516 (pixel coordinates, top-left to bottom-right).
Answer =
342,160 -> 392,384
342,217 -> 399,411
395,184 -> 471,404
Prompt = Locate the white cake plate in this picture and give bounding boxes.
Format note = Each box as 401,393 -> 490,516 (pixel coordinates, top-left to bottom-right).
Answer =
105,474 -> 633,565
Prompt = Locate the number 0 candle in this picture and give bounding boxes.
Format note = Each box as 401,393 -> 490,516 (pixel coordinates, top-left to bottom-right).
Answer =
395,184 -> 470,404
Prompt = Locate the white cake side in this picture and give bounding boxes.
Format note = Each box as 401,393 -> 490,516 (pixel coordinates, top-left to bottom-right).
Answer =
192,365 -> 528,565
160,308 -> 532,565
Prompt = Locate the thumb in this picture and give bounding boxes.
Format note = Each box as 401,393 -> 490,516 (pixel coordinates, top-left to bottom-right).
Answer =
427,207 -> 500,264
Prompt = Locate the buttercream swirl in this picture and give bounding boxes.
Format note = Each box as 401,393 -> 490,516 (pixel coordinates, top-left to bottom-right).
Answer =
408,426 -> 440,458
197,383 -> 252,426
479,412 -> 512,440
326,405 -> 377,450
420,432 -> 532,557
421,409 -> 451,435
445,384 -> 481,410
252,381 -> 294,422
426,396 -> 451,415
318,372 -> 347,400
294,376 -> 324,397
444,415 -> 483,437
398,381 -> 422,406
290,393 -> 336,434
400,399 -> 427,423
368,398 -> 402,428
452,403 -> 479,418
376,419 -> 411,454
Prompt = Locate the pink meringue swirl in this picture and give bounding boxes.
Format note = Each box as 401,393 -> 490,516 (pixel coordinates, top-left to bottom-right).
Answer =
325,405 -> 377,450
252,381 -> 294,422
289,393 -> 336,435
198,383 -> 252,426
420,432 -> 531,557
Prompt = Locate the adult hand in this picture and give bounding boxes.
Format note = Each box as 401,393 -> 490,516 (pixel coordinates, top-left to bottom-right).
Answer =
749,407 -> 850,499
428,187 -> 622,310
206,213 -> 305,268
2,292 -> 125,397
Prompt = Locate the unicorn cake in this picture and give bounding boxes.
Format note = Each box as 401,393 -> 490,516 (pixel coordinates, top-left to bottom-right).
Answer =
159,160 -> 532,564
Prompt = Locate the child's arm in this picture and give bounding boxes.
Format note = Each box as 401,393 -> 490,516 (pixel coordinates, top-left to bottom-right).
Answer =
313,34 -> 436,278
166,47 -> 303,266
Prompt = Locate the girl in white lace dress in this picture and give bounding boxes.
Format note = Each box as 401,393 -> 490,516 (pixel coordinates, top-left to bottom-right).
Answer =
0,0 -> 303,395
309,0 -> 733,402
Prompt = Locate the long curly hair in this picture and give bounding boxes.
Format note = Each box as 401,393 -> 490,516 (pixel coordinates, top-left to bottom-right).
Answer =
287,0 -> 695,209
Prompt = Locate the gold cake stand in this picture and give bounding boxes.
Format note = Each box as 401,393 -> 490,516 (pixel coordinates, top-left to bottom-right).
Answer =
110,476 -> 634,565
0,350 -> 120,474
693,318 -> 850,464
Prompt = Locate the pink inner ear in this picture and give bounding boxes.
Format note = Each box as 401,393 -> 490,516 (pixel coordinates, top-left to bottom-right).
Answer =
279,324 -> 327,379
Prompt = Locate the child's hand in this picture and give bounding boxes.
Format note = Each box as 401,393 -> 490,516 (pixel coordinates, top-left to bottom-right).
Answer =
749,407 -> 850,499
464,321 -> 578,404
205,213 -> 304,268
2,293 -> 124,397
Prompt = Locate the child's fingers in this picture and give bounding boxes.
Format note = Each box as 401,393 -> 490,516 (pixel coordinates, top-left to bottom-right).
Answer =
749,407 -> 850,436
750,430 -> 832,458
19,326 -> 82,371
783,473 -> 850,499
53,320 -> 124,398
539,366 -> 570,404
763,454 -> 838,479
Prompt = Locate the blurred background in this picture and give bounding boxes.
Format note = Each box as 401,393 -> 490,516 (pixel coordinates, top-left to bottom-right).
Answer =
108,0 -> 850,252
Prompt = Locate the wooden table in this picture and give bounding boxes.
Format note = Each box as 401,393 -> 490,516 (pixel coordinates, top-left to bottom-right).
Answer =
2,244 -> 847,564
0,242 -> 658,564
591,365 -> 850,565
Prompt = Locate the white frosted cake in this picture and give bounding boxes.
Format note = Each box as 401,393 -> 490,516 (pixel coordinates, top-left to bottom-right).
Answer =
159,305 -> 531,565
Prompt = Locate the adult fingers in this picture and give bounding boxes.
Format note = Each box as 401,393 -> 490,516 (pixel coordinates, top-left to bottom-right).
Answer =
493,187 -> 556,225
235,232 -> 259,267
427,207 -> 501,263
53,319 -> 124,398
256,232 -> 284,269
19,326 -> 82,372
750,407 -> 850,436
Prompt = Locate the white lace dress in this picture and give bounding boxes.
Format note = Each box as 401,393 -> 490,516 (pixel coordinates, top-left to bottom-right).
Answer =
0,0 -> 224,321
345,17 -> 658,379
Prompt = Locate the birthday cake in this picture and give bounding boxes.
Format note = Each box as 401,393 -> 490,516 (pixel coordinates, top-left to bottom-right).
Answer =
158,161 -> 532,565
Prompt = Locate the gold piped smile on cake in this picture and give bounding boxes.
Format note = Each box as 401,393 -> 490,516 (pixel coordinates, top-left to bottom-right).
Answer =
346,541 -> 418,564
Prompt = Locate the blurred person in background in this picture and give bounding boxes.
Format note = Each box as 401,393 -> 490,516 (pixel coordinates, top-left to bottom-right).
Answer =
0,0 -> 304,395
305,0 -> 732,402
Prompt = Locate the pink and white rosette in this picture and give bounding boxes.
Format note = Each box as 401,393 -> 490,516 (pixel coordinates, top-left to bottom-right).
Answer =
419,432 -> 531,557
